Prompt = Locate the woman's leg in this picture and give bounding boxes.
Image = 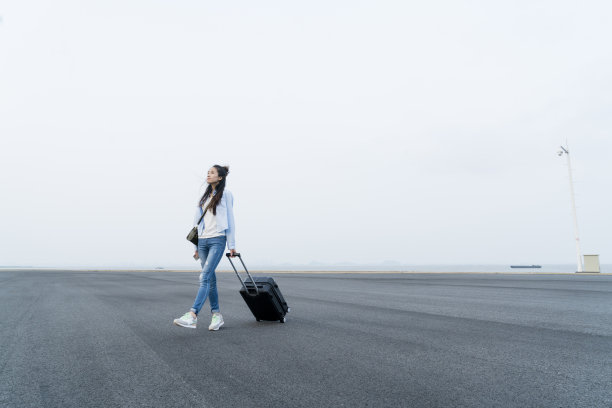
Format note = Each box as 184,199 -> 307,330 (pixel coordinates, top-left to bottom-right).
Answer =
205,236 -> 227,313
190,239 -> 211,315
190,236 -> 226,315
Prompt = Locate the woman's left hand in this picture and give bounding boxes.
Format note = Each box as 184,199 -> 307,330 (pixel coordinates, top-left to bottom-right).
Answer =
229,249 -> 237,257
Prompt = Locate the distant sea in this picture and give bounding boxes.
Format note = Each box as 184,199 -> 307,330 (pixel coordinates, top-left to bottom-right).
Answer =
1,264 -> 608,273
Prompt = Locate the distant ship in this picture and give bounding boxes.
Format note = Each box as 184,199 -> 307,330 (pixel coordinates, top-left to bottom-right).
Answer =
510,265 -> 542,268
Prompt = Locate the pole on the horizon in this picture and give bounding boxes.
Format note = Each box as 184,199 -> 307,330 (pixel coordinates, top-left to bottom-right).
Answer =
557,142 -> 583,273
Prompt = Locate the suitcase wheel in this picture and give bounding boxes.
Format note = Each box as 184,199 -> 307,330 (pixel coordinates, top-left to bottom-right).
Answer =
256,318 -> 261,322
280,317 -> 286,323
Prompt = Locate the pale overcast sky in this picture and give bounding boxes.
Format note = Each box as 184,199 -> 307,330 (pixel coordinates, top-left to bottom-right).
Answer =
1,1 -> 610,268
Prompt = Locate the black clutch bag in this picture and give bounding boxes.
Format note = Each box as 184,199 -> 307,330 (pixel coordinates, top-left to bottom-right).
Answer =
186,208 -> 207,246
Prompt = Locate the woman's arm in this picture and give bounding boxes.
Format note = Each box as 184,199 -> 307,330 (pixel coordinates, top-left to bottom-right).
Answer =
225,190 -> 236,251
192,205 -> 201,252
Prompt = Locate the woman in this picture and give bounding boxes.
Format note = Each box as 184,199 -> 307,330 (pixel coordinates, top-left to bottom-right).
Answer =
173,164 -> 236,330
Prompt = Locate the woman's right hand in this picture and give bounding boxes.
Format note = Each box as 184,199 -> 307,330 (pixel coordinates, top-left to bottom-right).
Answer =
193,251 -> 199,260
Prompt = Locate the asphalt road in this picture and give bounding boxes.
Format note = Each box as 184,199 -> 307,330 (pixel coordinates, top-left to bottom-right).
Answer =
1,270 -> 611,408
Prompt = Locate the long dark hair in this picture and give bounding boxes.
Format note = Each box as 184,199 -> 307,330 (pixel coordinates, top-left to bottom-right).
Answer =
199,165 -> 230,215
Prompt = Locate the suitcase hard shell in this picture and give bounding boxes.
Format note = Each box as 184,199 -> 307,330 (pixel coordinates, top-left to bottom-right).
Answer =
239,277 -> 289,322
226,253 -> 290,323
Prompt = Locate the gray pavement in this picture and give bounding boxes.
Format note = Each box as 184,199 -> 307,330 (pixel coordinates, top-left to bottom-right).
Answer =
1,270 -> 611,408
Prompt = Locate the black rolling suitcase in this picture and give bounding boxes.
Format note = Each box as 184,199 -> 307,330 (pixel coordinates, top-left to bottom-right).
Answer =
226,253 -> 290,323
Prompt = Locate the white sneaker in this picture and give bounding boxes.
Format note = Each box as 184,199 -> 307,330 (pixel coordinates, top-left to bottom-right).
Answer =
208,313 -> 224,331
173,312 -> 197,329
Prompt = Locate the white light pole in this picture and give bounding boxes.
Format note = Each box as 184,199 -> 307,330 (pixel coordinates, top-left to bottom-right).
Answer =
557,143 -> 583,273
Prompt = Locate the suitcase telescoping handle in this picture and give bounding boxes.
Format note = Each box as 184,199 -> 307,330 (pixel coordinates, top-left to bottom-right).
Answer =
225,253 -> 259,296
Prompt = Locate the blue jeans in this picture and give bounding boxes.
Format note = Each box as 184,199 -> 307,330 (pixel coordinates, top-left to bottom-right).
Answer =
190,235 -> 226,316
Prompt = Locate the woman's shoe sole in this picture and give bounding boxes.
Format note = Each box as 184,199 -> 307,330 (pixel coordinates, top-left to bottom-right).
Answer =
173,321 -> 196,329
209,321 -> 224,331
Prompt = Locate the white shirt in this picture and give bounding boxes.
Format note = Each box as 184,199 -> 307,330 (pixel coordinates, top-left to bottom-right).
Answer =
199,196 -> 226,239
192,189 -> 235,250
